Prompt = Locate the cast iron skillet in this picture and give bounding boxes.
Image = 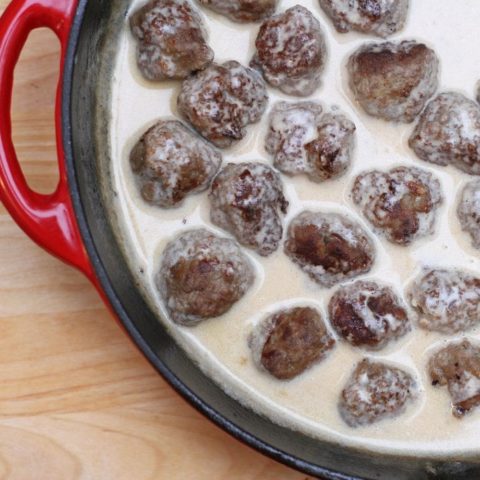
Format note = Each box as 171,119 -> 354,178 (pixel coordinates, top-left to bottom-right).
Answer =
1,1 -> 480,478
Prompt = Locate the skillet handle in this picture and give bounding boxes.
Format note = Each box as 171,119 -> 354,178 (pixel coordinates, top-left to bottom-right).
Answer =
0,0 -> 93,278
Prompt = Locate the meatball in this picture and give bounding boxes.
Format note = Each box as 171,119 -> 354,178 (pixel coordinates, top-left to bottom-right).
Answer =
130,0 -> 213,81
250,5 -> 328,97
428,339 -> 480,418
347,41 -> 439,123
458,180 -> 480,249
265,101 -> 356,183
408,268 -> 480,334
197,0 -> 277,22
352,167 -> 443,246
209,163 -> 288,256
318,0 -> 409,38
284,211 -> 375,288
177,61 -> 268,148
329,281 -> 411,350
157,229 -> 255,325
249,307 -> 335,380
339,359 -> 418,427
130,120 -> 222,208
409,92 -> 480,175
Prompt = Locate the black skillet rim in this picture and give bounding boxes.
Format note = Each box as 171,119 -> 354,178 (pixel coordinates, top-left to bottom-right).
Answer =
61,2 -> 480,479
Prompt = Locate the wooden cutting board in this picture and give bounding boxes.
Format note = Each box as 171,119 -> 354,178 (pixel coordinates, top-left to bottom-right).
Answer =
0,2 -> 315,479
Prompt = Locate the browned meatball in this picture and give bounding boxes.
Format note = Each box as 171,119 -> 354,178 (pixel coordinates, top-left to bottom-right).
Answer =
130,0 -> 213,81
339,359 -> 418,427
177,61 -> 268,148
250,5 -> 328,97
209,163 -> 288,256
409,92 -> 480,175
457,180 -> 480,249
197,0 -> 277,22
329,281 -> 411,350
318,0 -> 409,38
265,101 -> 356,183
284,211 -> 375,288
347,41 -> 439,123
352,167 -> 443,245
157,229 -> 255,325
249,307 -> 335,380
408,268 -> 480,334
130,120 -> 222,208
428,339 -> 480,418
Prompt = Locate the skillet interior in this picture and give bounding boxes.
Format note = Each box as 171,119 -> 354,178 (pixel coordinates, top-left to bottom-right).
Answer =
62,1 -> 480,478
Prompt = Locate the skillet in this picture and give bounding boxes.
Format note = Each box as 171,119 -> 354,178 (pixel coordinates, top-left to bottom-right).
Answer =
0,1 -> 479,478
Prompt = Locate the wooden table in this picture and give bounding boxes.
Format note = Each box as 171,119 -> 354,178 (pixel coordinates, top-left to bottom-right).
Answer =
0,2 -> 314,478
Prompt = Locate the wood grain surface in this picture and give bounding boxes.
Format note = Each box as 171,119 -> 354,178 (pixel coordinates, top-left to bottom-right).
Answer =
0,2 -> 316,479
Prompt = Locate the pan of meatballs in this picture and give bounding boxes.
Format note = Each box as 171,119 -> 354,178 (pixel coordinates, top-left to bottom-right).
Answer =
1,0 -> 480,479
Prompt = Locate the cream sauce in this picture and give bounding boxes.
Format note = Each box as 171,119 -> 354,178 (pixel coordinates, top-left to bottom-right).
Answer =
109,0 -> 480,456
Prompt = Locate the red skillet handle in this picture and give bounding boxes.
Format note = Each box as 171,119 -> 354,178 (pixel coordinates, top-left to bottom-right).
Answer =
0,0 -> 93,278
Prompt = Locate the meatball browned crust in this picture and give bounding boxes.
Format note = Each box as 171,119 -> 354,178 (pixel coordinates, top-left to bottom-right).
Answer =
177,61 -> 268,148
339,359 -> 418,427
347,41 -> 439,123
130,120 -> 222,208
209,162 -> 288,256
408,268 -> 480,334
318,0 -> 409,38
409,92 -> 480,175
428,339 -> 480,418
197,0 -> 277,22
251,5 -> 328,97
329,280 -> 411,350
249,307 -> 335,380
158,229 -> 255,325
457,180 -> 480,249
352,167 -> 443,246
130,0 -> 213,81
265,101 -> 356,183
284,211 -> 376,288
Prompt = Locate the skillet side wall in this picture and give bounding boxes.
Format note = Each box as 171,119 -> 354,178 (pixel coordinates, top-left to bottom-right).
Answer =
62,1 -> 480,478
